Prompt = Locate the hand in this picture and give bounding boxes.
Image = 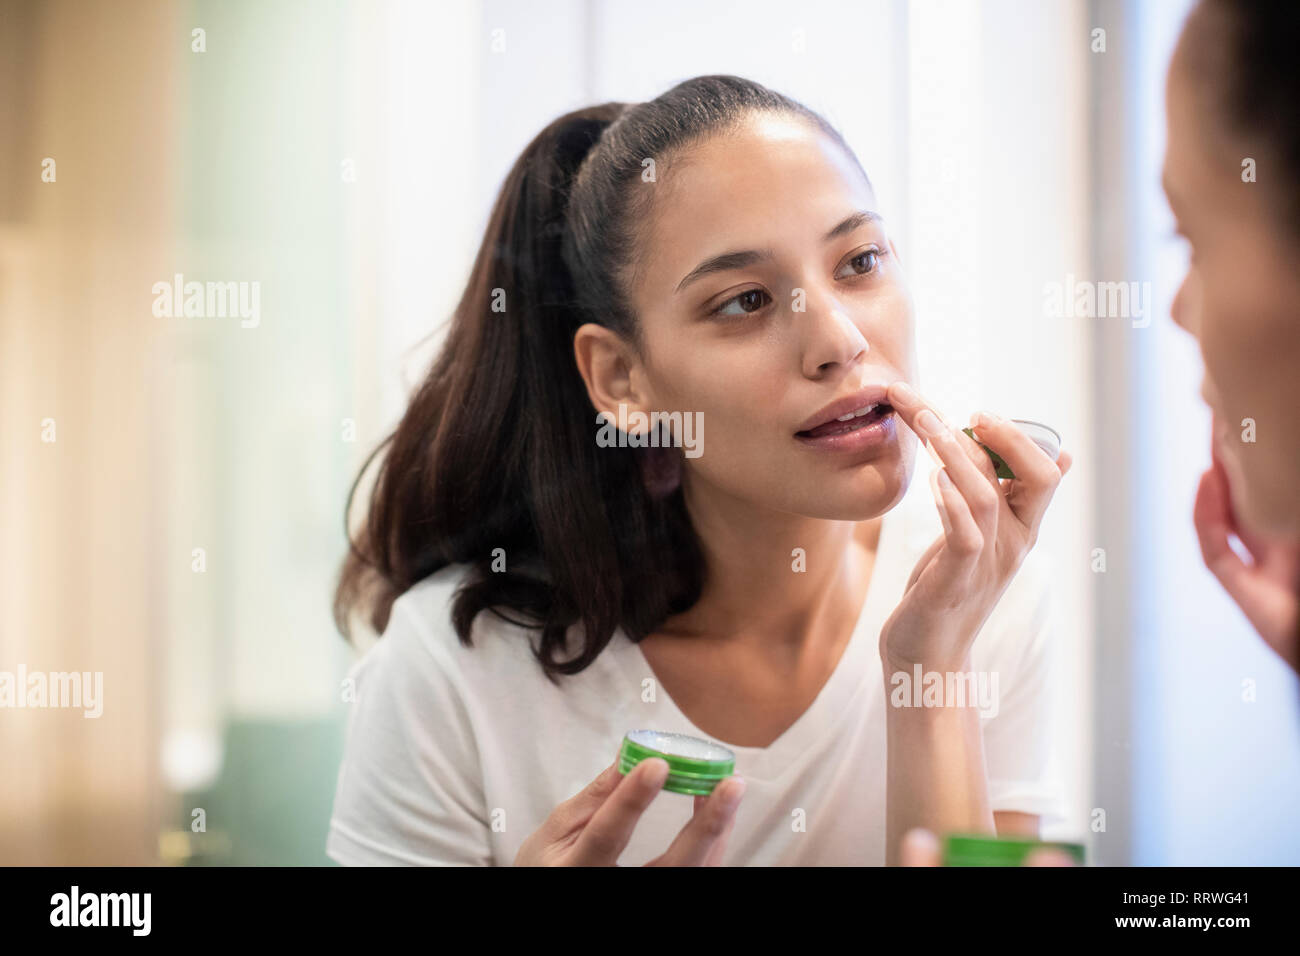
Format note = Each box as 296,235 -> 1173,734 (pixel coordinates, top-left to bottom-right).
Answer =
881,382 -> 1072,670
1193,438 -> 1300,674
900,828 -> 1077,866
512,758 -> 746,866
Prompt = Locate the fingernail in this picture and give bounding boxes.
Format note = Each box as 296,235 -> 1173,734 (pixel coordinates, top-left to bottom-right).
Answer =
929,469 -> 953,535
890,381 -> 918,405
937,502 -> 953,538
915,408 -> 947,439
719,777 -> 745,810
905,827 -> 939,853
971,411 -> 999,430
1025,848 -> 1077,867
641,759 -> 669,788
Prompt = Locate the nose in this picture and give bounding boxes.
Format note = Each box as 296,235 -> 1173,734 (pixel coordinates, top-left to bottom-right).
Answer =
1170,268 -> 1199,337
799,290 -> 870,379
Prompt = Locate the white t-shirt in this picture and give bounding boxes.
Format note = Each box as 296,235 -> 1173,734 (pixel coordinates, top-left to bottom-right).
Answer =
326,478 -> 1065,866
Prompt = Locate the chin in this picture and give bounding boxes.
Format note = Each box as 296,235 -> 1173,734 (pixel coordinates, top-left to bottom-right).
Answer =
801,459 -> 912,521
1234,475 -> 1300,540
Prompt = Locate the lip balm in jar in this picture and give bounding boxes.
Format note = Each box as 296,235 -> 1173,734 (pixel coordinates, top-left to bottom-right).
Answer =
942,833 -> 1086,866
961,419 -> 1062,480
618,730 -> 736,796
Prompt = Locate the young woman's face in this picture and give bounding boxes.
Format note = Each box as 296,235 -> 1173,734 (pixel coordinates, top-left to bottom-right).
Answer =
623,113 -> 918,521
1164,22 -> 1300,537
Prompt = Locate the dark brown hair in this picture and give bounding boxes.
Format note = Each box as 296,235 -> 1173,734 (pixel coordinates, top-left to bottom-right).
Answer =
334,75 -> 861,683
1186,0 -> 1300,239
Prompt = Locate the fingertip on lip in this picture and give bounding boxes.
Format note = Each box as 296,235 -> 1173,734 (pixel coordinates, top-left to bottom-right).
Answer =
888,380 -> 918,405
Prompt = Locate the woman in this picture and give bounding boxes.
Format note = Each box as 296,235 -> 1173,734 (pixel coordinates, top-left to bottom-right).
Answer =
1167,0 -> 1300,674
903,0 -> 1300,868
326,75 -> 1071,866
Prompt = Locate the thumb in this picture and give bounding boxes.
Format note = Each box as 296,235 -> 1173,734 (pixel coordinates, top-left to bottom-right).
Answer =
900,828 -> 943,866
1024,847 -> 1078,867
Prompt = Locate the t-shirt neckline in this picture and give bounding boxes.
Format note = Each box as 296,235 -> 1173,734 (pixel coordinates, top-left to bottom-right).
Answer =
614,508 -> 900,780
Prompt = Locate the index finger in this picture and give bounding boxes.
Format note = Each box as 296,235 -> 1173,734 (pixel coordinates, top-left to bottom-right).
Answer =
568,758 -> 669,865
900,828 -> 943,867
651,776 -> 746,866
887,381 -> 1001,487
1024,847 -> 1079,867
968,413 -> 1064,528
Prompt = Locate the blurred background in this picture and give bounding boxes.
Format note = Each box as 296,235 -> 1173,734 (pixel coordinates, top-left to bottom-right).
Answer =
1,0 -> 1296,865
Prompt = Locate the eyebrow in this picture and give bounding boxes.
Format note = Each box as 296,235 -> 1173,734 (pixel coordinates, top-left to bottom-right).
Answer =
674,209 -> 883,294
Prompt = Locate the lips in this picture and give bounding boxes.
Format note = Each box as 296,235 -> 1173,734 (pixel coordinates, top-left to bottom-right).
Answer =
795,385 -> 893,435
797,402 -> 893,438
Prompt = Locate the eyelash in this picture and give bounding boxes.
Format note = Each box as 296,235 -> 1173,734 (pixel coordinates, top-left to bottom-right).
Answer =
707,246 -> 887,319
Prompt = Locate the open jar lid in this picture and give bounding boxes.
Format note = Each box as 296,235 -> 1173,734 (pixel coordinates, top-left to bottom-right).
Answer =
618,730 -> 736,796
1010,419 -> 1062,462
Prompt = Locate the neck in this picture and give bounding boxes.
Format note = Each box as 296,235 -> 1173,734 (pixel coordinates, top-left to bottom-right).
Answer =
666,474 -> 884,651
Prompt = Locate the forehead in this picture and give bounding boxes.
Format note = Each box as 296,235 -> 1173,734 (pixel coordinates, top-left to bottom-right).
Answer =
1162,47 -> 1206,206
1163,16 -> 1234,201
638,113 -> 876,287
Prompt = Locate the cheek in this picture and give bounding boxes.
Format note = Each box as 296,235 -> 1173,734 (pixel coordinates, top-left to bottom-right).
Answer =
865,288 -> 918,372
642,332 -> 785,443
1195,267 -> 1256,401
1201,259 -> 1296,403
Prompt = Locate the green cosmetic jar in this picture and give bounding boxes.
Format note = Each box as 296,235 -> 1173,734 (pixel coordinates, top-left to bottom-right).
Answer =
618,730 -> 736,796
962,419 -> 1062,480
942,833 -> 1086,866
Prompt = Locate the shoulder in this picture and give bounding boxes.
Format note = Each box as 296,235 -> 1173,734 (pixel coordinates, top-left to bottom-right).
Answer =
351,564 -> 551,700
342,564 -> 640,778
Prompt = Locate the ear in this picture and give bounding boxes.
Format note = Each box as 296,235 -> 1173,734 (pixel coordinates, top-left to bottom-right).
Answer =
573,323 -> 653,424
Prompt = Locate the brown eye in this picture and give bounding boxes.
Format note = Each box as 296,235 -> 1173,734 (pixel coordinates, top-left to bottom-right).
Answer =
711,288 -> 772,318
839,250 -> 879,277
